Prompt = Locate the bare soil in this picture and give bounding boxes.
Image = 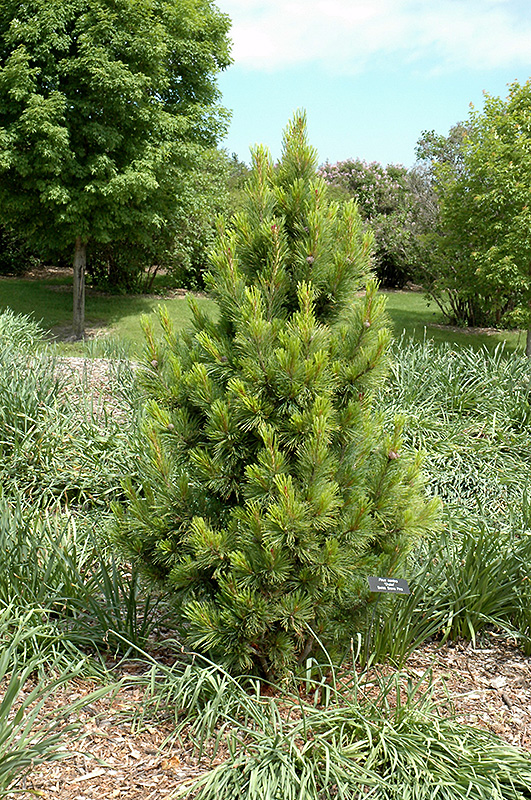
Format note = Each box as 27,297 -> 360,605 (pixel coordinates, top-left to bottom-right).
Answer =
1,266 -> 74,281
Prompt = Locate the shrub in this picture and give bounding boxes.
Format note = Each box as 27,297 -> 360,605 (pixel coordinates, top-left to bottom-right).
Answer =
319,159 -> 425,288
113,114 -> 439,680
0,225 -> 35,276
419,82 -> 531,333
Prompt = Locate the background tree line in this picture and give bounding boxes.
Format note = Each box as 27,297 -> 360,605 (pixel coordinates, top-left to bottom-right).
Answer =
313,79 -> 531,351
0,0 -> 232,337
2,2 -> 531,347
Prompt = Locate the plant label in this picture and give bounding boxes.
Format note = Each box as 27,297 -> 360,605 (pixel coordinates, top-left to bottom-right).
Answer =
367,576 -> 410,594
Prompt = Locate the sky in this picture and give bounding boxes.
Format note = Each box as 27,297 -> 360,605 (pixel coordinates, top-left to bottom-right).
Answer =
216,0 -> 531,168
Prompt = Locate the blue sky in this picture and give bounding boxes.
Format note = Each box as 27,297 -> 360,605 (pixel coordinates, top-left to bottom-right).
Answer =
216,0 -> 531,168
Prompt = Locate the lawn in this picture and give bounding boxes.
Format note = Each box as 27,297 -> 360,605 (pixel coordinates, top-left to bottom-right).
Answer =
0,274 -> 525,354
0,275 -> 218,354
384,290 -> 524,352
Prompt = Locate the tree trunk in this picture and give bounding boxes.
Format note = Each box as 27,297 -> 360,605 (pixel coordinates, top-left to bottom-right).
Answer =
73,236 -> 86,340
526,327 -> 531,359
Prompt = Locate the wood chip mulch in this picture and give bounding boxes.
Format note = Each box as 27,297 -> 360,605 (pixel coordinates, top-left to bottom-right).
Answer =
8,358 -> 531,797
9,636 -> 531,799
401,636 -> 531,750
8,675 -> 219,800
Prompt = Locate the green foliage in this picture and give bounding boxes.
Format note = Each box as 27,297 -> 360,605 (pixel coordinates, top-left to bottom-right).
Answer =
0,620 -> 105,797
0,0 -> 231,331
0,311 -> 173,671
0,0 -> 231,248
126,647 -> 259,744
364,338 -> 531,656
113,114 -> 439,679
319,159 -> 427,288
415,122 -> 469,178
1,302 -> 531,795
151,659 -> 531,800
0,309 -> 181,675
168,147 -> 232,289
381,338 -> 531,517
0,500 -> 170,662
365,519 -> 531,663
425,82 -> 531,329
0,225 -> 35,276
86,147 -> 231,293
422,522 -> 531,646
0,312 -> 140,505
0,306 -> 45,349
225,151 -> 251,215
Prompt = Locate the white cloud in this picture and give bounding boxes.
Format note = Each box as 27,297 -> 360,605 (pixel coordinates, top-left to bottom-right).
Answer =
221,0 -> 531,73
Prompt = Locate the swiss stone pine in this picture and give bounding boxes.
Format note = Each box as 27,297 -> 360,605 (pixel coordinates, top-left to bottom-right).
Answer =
113,113 -> 440,680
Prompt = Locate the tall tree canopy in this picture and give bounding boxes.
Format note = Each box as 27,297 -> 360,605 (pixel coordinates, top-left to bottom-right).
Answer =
0,0 -> 231,336
427,82 -> 531,346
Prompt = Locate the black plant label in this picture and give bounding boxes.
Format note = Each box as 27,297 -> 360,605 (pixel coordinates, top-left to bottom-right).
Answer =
367,576 -> 410,594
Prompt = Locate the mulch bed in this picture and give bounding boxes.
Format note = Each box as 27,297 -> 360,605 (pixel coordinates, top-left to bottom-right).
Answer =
11,676 -> 215,800
8,358 -> 531,798
405,636 -> 531,750
11,637 -> 531,799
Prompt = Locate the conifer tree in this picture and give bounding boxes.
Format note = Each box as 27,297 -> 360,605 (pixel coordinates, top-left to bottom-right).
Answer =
114,114 -> 439,679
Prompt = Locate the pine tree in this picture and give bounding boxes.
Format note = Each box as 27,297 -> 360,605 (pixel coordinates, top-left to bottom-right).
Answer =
113,113 -> 439,679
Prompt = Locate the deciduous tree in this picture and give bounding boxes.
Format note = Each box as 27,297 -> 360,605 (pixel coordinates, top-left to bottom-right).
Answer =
424,83 -> 531,346
0,0 -> 231,337
319,158 -> 421,288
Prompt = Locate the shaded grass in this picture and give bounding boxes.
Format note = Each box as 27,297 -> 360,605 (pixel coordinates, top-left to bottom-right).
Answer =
0,276 -> 217,354
0,275 -> 524,355
383,291 -> 524,352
